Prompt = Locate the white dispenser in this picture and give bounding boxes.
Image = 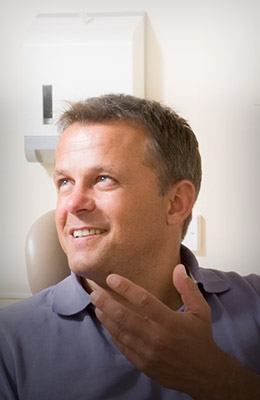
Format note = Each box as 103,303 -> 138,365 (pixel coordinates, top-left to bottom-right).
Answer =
23,12 -> 145,162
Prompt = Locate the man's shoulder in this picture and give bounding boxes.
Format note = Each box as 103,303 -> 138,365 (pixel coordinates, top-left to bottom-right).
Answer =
182,245 -> 260,298
0,273 -> 88,337
198,266 -> 260,316
0,285 -> 55,334
200,266 -> 260,294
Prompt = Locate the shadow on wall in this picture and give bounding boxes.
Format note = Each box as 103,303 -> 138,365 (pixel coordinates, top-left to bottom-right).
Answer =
145,16 -> 164,101
42,162 -> 55,178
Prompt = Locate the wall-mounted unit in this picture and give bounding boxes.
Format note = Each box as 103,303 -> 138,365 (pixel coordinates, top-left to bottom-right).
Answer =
23,12 -> 146,163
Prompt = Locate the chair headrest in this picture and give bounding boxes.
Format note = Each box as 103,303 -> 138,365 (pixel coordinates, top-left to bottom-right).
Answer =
25,210 -> 70,294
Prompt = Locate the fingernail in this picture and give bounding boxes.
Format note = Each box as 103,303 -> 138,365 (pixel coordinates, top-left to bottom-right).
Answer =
90,290 -> 99,303
177,264 -> 187,274
95,308 -> 103,319
107,274 -> 121,288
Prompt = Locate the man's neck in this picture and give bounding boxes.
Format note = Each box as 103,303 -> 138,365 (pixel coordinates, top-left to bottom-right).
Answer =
83,248 -> 183,311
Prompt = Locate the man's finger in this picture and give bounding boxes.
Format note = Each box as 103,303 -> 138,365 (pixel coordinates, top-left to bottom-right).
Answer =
173,264 -> 211,321
89,279 -> 153,335
105,274 -> 175,323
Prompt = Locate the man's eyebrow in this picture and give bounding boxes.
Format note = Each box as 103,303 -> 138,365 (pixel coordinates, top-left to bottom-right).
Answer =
53,165 -> 117,179
53,169 -> 74,183
53,169 -> 68,179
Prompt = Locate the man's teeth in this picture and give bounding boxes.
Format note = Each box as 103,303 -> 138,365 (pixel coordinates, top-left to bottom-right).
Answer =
73,229 -> 105,238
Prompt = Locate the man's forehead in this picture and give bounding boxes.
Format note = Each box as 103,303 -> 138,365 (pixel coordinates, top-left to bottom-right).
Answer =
58,121 -> 149,149
55,121 -> 152,169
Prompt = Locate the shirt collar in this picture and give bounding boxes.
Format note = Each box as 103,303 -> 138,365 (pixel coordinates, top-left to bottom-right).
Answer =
181,245 -> 230,293
52,273 -> 91,316
52,245 -> 230,316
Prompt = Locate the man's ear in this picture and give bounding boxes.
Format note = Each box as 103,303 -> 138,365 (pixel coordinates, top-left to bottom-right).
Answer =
166,180 -> 196,225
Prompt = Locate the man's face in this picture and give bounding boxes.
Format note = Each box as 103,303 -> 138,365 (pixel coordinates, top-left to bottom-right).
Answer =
54,121 -> 170,286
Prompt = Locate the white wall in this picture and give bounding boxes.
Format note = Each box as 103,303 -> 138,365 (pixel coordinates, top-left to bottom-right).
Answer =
0,0 -> 259,304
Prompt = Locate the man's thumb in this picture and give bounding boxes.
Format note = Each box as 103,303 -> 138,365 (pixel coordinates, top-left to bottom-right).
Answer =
173,264 -> 211,320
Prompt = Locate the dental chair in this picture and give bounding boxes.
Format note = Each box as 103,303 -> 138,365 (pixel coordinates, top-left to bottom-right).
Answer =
25,210 -> 70,294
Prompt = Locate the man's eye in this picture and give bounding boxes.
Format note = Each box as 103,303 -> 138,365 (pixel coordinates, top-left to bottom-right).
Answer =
58,179 -> 69,188
96,175 -> 111,183
96,175 -> 116,188
97,175 -> 113,183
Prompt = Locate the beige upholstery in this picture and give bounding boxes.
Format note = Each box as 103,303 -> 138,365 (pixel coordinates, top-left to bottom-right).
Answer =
25,210 -> 70,294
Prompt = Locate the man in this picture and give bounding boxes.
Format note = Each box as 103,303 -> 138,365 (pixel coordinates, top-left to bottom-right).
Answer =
0,94 -> 259,399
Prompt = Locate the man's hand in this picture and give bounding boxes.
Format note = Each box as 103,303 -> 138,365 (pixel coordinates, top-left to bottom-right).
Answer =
89,265 -> 260,399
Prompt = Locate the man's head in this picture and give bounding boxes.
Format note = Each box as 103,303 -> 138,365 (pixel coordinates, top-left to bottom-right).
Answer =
58,94 -> 201,236
54,94 -> 201,288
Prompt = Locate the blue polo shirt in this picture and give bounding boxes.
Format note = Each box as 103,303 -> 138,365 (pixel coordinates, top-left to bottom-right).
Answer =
0,246 -> 260,400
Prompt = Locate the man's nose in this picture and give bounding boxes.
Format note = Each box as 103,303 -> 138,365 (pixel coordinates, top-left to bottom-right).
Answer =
66,186 -> 95,214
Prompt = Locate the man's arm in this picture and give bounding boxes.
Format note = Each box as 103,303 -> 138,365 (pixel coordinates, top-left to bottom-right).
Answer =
90,265 -> 260,400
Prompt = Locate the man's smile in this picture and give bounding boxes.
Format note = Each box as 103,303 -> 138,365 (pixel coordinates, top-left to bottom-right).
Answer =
72,228 -> 107,238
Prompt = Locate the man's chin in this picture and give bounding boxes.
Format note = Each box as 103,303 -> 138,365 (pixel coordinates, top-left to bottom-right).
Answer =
68,258 -> 108,285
